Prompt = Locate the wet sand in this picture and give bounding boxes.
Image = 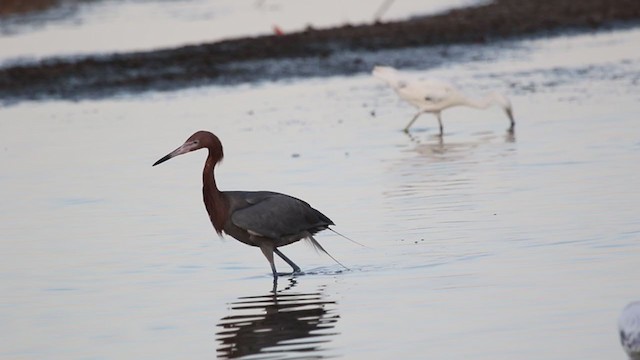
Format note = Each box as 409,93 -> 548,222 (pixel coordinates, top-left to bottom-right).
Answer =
0,0 -> 639,103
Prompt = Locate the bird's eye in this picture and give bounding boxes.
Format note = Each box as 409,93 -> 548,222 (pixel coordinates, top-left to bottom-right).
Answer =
425,96 -> 433,101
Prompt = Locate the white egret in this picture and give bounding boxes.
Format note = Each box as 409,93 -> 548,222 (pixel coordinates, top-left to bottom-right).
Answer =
372,66 -> 515,135
620,301 -> 640,359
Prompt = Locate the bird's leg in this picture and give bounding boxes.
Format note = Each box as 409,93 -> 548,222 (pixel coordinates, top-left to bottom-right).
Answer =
436,112 -> 444,136
404,111 -> 423,132
259,242 -> 278,280
274,248 -> 302,274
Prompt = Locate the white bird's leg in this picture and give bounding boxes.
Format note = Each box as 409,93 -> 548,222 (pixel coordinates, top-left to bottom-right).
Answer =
274,248 -> 302,273
404,111 -> 424,132
436,112 -> 444,136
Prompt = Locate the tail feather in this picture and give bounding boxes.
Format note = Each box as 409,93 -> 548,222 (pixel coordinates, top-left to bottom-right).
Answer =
307,235 -> 349,270
329,228 -> 367,248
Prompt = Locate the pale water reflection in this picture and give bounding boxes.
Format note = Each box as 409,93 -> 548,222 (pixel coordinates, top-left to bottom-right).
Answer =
403,128 -> 516,159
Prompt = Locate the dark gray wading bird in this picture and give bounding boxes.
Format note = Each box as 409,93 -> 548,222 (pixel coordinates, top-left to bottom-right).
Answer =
153,131 -> 345,281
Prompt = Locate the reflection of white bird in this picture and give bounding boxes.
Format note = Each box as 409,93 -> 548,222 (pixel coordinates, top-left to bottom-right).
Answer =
372,66 -> 515,135
620,301 -> 640,359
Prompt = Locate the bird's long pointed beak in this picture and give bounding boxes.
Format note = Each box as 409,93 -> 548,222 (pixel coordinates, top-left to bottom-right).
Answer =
152,141 -> 197,166
152,153 -> 174,166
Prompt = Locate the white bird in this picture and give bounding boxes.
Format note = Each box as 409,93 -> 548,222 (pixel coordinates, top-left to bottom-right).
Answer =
620,301 -> 640,359
372,66 -> 515,135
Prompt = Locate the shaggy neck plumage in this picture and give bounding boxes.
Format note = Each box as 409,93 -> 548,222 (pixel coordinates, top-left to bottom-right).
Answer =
202,149 -> 227,235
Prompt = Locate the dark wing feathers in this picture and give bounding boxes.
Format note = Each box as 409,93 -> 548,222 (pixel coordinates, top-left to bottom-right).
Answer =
230,192 -> 334,239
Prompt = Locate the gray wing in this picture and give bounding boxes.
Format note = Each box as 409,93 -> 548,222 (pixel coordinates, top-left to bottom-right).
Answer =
230,192 -> 334,240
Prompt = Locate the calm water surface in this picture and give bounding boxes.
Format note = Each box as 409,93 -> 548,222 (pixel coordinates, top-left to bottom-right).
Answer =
1,28 -> 640,359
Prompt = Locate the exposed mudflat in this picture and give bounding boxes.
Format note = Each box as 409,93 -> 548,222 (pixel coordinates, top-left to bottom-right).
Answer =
0,0 -> 639,103
0,0 -> 62,17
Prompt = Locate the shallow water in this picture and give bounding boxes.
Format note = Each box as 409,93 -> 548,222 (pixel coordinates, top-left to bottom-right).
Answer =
0,0 -> 479,64
1,27 -> 640,360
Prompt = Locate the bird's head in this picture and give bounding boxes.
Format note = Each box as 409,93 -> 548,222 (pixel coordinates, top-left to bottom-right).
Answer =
372,65 -> 399,82
504,104 -> 515,129
372,65 -> 395,75
487,92 -> 515,129
153,130 -> 223,166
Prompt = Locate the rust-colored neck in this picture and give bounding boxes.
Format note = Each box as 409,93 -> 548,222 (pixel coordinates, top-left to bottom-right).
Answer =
202,148 -> 228,235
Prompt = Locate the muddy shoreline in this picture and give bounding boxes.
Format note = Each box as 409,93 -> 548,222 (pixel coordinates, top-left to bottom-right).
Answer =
1,0 -> 639,103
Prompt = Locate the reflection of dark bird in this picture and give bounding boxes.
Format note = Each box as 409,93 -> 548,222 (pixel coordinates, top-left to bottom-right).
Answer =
153,131 -> 344,280
372,66 -> 515,135
216,279 -> 339,359
619,301 -> 640,359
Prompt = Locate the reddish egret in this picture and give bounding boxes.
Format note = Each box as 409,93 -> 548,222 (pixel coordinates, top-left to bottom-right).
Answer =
372,66 -> 515,135
619,301 -> 640,359
153,131 -> 344,280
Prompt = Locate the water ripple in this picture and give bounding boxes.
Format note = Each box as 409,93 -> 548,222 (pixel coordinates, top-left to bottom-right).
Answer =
216,279 -> 339,359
